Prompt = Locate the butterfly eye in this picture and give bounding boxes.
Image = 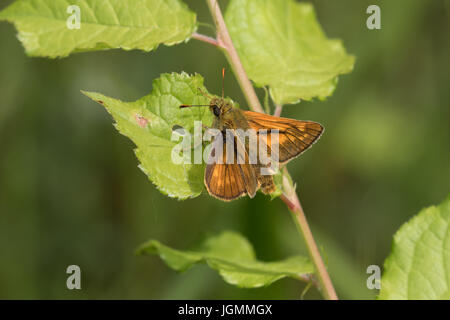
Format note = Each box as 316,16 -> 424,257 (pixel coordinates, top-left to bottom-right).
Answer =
212,105 -> 220,117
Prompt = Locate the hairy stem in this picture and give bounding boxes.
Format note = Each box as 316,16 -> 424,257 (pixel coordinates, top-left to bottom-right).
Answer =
206,0 -> 264,113
205,0 -> 337,300
280,169 -> 338,300
274,104 -> 283,117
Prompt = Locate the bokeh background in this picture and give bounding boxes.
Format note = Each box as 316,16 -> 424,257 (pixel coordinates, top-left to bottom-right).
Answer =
0,0 -> 449,299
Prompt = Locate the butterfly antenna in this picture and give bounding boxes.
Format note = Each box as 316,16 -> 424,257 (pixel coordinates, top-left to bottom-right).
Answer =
197,87 -> 212,100
180,104 -> 209,109
222,67 -> 225,99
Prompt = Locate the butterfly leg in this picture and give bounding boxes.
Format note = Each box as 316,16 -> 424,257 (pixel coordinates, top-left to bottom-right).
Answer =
259,174 -> 276,194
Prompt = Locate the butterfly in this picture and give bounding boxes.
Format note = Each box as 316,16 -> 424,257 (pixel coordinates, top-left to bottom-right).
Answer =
180,70 -> 323,201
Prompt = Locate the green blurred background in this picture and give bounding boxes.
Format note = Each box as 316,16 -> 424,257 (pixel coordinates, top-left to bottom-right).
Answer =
0,0 -> 449,299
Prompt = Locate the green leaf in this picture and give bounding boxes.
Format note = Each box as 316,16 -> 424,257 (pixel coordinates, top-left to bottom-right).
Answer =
137,230 -> 313,288
0,0 -> 196,58
379,195 -> 450,300
83,72 -> 214,200
225,0 -> 355,105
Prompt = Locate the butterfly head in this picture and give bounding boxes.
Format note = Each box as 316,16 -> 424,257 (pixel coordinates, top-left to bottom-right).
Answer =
209,97 -> 232,118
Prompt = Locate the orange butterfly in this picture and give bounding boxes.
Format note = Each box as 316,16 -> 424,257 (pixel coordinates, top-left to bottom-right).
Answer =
181,71 -> 323,201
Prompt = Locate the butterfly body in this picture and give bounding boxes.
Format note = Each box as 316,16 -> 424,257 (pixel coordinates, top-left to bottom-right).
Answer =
202,97 -> 324,201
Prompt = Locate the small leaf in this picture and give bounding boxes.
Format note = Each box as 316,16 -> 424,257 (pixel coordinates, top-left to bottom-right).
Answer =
83,72 -> 214,200
0,0 -> 196,58
137,231 -> 313,288
379,195 -> 450,300
225,0 -> 355,105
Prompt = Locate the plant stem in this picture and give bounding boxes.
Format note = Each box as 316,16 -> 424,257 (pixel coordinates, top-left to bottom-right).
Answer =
274,104 -> 283,117
206,0 -> 264,113
280,170 -> 338,300
192,32 -> 223,48
205,0 -> 338,300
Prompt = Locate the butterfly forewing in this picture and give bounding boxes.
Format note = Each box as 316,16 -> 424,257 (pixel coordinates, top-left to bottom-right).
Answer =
244,111 -> 324,164
204,134 -> 257,201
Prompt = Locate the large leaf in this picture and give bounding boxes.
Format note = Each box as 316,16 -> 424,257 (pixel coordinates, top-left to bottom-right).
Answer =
225,0 -> 355,105
379,195 -> 450,300
0,0 -> 196,58
137,231 -> 313,288
83,72 -> 214,200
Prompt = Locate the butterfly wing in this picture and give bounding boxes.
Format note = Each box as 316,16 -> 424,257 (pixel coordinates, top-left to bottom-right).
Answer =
244,111 -> 324,164
204,133 -> 258,201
